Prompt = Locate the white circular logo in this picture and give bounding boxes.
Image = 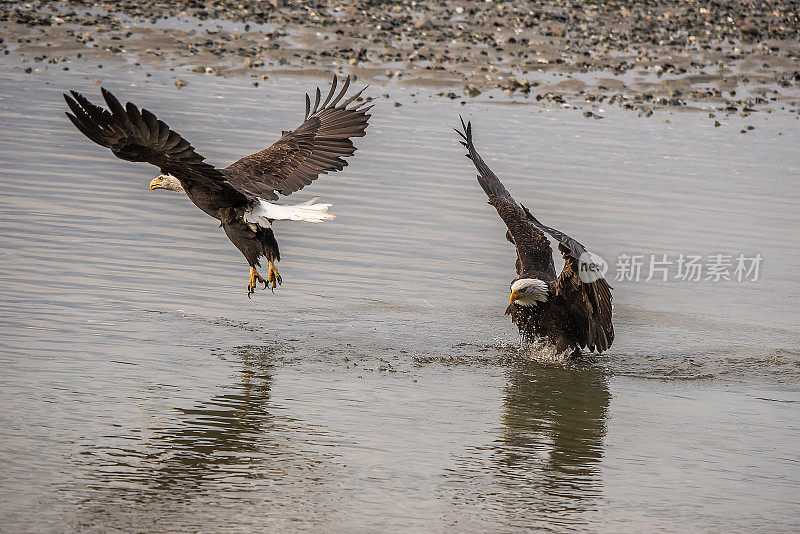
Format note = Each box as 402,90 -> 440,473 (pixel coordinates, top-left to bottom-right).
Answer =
578,251 -> 608,283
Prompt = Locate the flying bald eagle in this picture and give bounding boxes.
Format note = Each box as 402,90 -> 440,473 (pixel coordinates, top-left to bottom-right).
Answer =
456,118 -> 613,357
64,75 -> 370,296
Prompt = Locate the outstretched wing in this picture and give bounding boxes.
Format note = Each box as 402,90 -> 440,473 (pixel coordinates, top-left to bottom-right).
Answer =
520,205 -> 588,262
530,211 -> 614,352
224,75 -> 372,201
455,118 -> 555,279
552,243 -> 614,352
64,88 -> 226,190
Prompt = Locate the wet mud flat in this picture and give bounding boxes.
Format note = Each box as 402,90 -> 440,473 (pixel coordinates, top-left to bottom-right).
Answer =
3,0 -> 800,122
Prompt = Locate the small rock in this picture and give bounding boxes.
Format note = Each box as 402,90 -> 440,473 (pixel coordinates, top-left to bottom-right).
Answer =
414,15 -> 431,30
740,23 -> 760,40
465,84 -> 481,97
174,78 -> 188,89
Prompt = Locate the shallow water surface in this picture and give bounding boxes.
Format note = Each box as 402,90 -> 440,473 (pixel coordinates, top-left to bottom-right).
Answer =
0,60 -> 799,532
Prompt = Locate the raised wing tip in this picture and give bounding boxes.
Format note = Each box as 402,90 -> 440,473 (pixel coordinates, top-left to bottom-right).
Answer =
125,100 -> 140,114
100,87 -> 125,114
455,116 -> 474,144
65,90 -> 87,108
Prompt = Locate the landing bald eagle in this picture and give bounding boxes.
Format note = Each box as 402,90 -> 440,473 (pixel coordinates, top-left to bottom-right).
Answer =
64,75 -> 370,296
456,119 -> 613,357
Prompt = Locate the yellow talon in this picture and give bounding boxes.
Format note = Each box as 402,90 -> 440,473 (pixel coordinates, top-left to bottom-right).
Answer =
248,266 -> 266,297
267,260 -> 282,291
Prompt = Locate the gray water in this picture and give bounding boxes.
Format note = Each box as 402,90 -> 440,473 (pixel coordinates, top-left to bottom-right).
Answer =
1,58 -> 799,532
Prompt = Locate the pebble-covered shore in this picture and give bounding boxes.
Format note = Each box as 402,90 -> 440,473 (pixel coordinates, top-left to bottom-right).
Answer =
3,1 -> 800,120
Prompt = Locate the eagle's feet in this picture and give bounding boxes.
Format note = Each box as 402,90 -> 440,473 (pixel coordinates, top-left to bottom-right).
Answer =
248,266 -> 267,298
267,260 -> 282,292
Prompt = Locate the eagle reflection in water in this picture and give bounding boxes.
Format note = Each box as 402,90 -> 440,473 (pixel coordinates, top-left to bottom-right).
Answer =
499,363 -> 609,494
446,363 -> 610,528
80,346 -> 337,515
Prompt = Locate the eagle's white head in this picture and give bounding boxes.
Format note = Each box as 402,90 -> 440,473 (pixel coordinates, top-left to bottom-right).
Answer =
149,173 -> 185,193
510,278 -> 549,307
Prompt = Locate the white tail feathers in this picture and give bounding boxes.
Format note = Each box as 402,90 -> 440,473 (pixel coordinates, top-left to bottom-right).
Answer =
244,197 -> 335,228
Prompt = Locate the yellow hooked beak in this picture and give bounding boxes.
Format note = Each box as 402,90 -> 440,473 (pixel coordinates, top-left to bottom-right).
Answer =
149,176 -> 163,190
510,290 -> 520,304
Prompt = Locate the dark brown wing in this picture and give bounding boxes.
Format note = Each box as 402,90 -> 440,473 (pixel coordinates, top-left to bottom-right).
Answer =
520,205 -> 588,262
224,75 -> 371,201
456,118 -> 556,279
520,202 -> 613,350
553,240 -> 614,352
64,88 -> 226,190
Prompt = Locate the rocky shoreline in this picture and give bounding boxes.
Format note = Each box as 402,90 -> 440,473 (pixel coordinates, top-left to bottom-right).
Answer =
3,1 -> 800,120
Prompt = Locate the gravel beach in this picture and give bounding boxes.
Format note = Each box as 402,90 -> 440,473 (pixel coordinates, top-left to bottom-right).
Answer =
3,1 -> 800,119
